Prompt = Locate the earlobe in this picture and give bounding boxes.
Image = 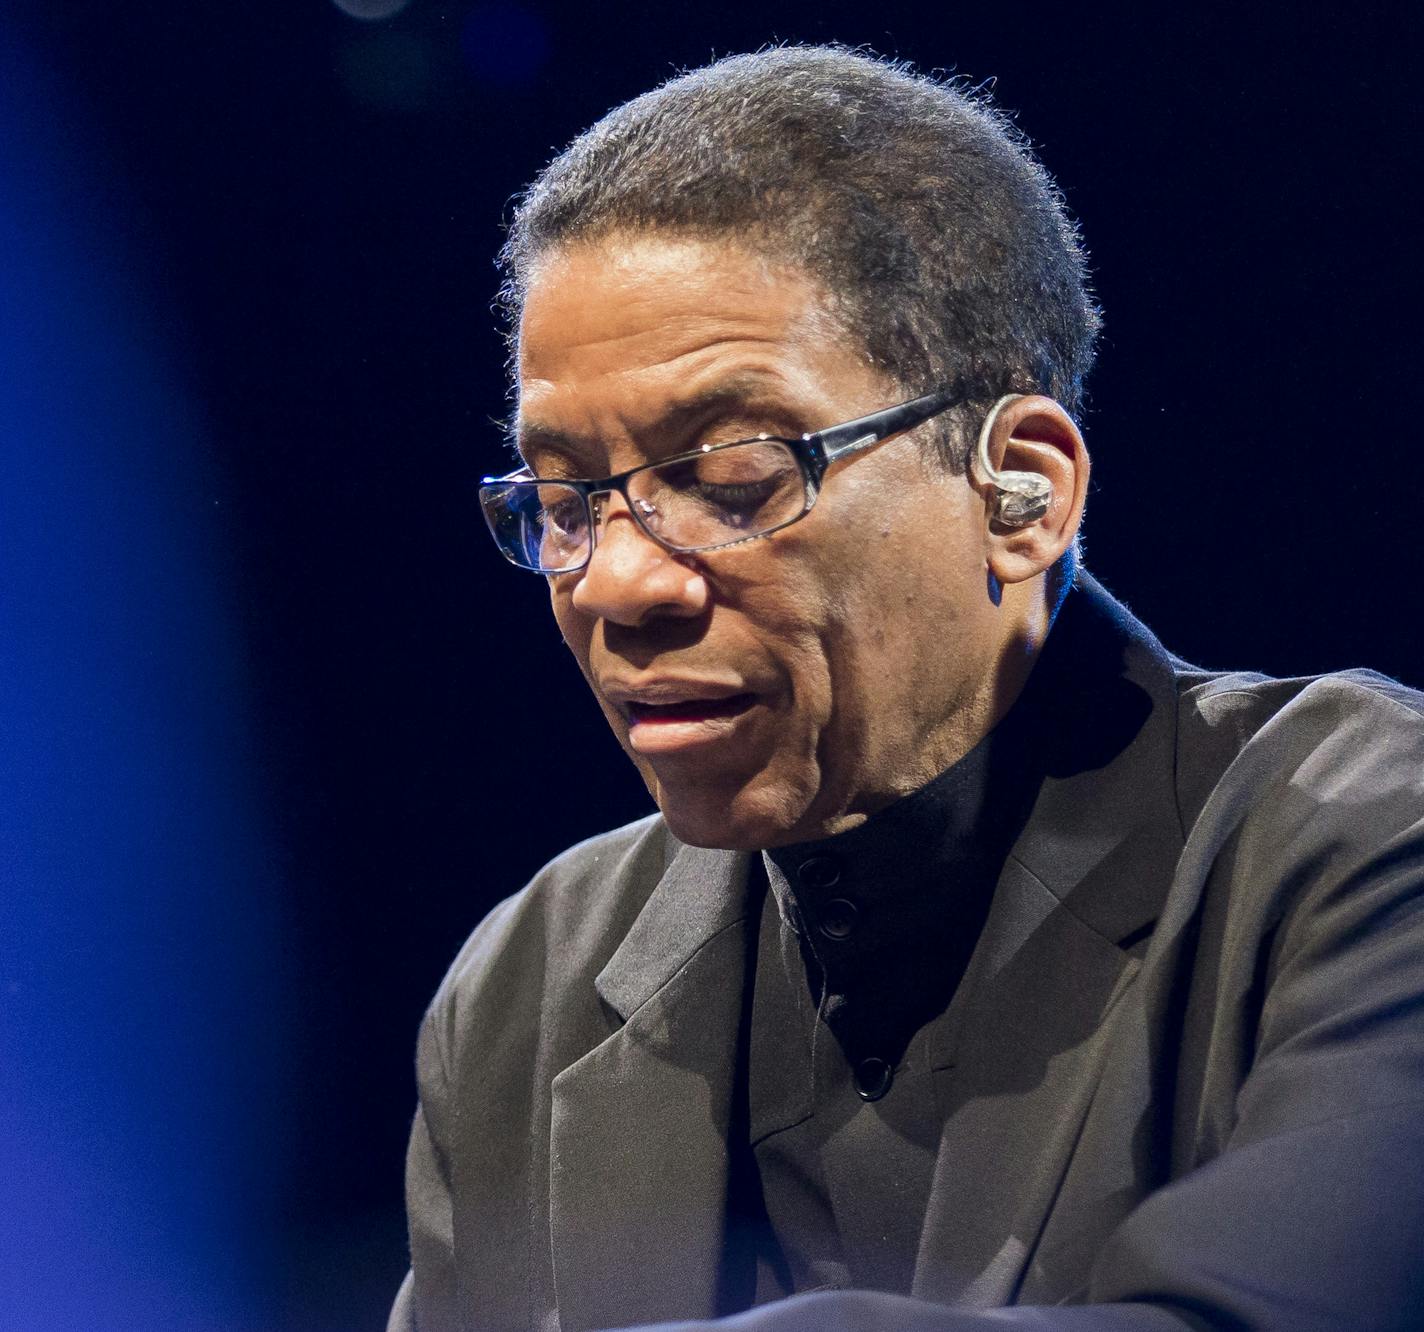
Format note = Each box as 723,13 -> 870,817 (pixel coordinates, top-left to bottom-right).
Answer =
975,395 -> 1089,586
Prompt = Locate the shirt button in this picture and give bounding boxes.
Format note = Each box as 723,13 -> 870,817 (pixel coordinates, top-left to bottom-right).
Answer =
798,855 -> 841,890
854,1057 -> 894,1101
818,898 -> 859,941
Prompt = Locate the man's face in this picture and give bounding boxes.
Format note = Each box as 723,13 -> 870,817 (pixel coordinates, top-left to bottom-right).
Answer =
517,235 -> 1011,849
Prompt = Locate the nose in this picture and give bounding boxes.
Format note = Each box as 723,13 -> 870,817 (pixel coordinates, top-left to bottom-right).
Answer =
568,492 -> 709,626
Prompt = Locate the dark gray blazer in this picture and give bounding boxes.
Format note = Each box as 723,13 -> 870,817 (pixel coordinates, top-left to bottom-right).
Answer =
390,576 -> 1424,1332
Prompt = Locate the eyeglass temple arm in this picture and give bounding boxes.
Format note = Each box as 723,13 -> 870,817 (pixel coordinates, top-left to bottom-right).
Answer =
809,387 -> 966,471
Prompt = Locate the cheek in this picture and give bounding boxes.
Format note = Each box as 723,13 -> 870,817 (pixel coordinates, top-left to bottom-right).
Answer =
811,533 -> 980,718
729,576 -> 836,723
778,637 -> 836,741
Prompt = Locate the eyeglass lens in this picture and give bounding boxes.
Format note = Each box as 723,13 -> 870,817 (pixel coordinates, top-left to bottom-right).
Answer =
481,439 -> 811,572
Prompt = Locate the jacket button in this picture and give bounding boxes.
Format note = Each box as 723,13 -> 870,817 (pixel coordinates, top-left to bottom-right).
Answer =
818,898 -> 859,941
854,1057 -> 893,1101
798,855 -> 841,889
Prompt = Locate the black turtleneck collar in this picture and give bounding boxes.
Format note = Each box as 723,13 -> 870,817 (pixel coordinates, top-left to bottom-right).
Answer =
759,607 -> 1053,1074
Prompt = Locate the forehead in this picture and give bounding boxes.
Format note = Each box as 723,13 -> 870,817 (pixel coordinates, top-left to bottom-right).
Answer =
515,235 -> 865,441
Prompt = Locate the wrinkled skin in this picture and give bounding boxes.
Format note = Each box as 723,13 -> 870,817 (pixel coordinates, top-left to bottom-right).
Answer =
516,234 -> 1082,849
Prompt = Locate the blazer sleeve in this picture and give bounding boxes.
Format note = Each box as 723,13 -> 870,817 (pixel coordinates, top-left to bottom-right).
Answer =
388,1008 -> 463,1332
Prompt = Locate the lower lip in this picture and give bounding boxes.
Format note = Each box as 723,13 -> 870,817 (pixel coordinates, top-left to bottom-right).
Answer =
625,694 -> 759,755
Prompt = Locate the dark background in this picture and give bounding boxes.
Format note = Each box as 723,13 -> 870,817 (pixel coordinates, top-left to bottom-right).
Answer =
3,2 -> 1420,1329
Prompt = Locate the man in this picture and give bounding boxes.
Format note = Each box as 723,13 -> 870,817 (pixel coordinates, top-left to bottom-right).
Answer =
390,46 -> 1424,1332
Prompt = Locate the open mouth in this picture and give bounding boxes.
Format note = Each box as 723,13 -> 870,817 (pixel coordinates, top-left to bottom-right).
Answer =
626,693 -> 758,725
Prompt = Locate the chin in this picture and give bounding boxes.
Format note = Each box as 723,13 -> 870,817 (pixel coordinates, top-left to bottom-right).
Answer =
652,777 -> 816,852
653,796 -> 763,851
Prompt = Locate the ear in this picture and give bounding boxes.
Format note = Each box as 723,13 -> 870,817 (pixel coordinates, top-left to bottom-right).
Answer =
976,394 -> 1089,585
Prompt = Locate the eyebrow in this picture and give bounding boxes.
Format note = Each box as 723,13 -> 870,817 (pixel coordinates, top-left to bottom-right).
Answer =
514,373 -> 804,467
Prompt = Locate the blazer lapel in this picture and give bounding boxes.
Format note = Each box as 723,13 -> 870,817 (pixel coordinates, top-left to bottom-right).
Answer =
913,574 -> 1188,1308
549,840 -> 754,1332
910,860 -> 1144,1307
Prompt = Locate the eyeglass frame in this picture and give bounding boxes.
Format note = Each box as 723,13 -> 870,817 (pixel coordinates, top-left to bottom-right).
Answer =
479,383 -> 971,574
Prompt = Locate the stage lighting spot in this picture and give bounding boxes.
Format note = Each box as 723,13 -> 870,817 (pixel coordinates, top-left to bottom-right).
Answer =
332,0 -> 412,20
461,3 -> 550,89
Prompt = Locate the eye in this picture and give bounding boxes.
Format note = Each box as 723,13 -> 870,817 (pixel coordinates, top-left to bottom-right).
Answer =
537,486 -> 587,537
693,442 -> 793,488
640,440 -> 803,533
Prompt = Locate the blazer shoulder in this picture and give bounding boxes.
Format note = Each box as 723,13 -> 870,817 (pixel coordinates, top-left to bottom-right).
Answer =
1174,664 -> 1424,838
1179,665 -> 1424,751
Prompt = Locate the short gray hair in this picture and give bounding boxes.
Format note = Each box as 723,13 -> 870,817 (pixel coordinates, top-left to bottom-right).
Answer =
498,45 -> 1101,473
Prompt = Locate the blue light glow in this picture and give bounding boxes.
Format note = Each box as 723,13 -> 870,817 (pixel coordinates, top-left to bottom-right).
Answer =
0,38 -> 286,1332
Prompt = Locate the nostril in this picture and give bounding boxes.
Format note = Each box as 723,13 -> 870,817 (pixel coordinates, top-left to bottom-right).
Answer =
569,519 -> 710,624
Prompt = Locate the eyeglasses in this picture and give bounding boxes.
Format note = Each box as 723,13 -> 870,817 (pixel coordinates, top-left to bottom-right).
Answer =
479,386 -> 967,574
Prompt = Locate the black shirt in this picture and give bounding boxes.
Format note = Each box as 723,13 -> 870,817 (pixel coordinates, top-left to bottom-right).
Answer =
738,704 -> 1039,1300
